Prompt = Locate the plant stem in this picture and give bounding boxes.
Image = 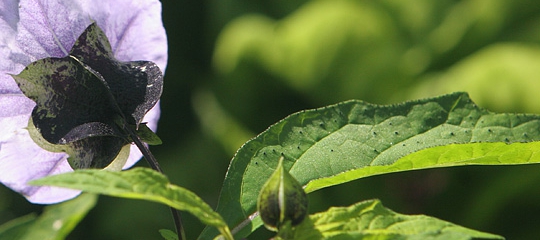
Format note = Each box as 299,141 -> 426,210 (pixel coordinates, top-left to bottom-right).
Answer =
126,126 -> 186,240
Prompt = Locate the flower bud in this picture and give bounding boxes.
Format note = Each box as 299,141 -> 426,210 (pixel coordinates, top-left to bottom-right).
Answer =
257,156 -> 308,231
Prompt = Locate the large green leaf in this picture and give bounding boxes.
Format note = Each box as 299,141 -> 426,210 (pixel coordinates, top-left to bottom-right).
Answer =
0,194 -> 96,240
30,168 -> 233,240
200,92 -> 540,239
285,199 -> 502,240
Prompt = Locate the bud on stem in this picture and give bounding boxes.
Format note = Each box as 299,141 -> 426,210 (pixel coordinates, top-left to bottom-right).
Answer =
257,156 -> 308,231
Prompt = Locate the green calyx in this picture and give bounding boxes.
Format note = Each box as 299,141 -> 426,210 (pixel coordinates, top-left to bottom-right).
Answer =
257,156 -> 308,232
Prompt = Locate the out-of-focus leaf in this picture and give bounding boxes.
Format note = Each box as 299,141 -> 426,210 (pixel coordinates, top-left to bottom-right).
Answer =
192,90 -> 253,155
30,168 -> 234,240
213,0 -> 406,104
200,92 -> 540,239
410,43 -> 540,114
0,214 -> 37,239
285,199 -> 502,240
0,194 -> 97,240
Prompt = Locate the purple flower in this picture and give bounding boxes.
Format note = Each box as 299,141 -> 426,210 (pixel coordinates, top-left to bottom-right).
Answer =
0,0 -> 167,204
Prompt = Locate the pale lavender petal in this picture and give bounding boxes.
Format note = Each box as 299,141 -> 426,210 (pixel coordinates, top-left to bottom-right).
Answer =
0,93 -> 80,203
0,0 -> 167,203
0,130 -> 80,204
84,0 -> 168,71
0,1 -> 18,43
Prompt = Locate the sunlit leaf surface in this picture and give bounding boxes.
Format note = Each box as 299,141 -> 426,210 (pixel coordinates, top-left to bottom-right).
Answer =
200,92 -> 540,239
287,199 -> 502,240
31,168 -> 233,239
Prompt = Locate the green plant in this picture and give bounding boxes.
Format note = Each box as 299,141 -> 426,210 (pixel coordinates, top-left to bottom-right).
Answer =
3,1 -> 540,239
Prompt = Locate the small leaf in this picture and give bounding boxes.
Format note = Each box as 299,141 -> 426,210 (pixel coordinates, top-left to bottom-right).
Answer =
30,167 -> 234,240
0,194 -> 97,240
288,199 -> 503,240
134,123 -> 163,145
257,157 -> 308,231
159,229 -> 178,240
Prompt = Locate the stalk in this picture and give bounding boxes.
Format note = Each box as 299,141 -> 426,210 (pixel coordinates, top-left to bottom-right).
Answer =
126,126 -> 186,240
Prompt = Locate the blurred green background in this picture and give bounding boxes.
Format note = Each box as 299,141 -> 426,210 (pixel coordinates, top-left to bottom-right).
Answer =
3,0 -> 540,239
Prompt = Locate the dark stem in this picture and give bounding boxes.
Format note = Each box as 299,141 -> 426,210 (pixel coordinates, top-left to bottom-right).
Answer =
126,126 -> 186,240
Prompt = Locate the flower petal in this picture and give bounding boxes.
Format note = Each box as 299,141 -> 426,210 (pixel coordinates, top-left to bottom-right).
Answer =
0,0 -> 167,203
0,129 -> 80,204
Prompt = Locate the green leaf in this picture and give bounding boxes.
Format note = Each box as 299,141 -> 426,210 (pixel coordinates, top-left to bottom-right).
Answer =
159,229 -> 179,240
410,44 -> 540,114
30,167 -> 233,240
213,0 -> 405,104
0,194 -> 97,240
0,214 -> 37,239
134,123 -> 163,145
11,22 -> 163,169
285,199 -> 502,240
200,92 -> 540,239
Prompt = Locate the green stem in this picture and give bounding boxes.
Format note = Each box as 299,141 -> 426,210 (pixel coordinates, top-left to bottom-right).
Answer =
126,126 -> 186,240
